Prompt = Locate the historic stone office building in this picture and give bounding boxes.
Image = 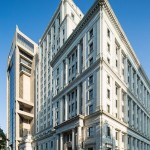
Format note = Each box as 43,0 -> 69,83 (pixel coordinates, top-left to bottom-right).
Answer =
7,0 -> 150,150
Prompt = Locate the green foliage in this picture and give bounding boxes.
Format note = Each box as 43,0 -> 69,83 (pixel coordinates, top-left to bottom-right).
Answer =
0,128 -> 6,149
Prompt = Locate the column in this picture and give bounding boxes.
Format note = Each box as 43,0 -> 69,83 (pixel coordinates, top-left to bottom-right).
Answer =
119,88 -> 122,120
142,84 -> 144,104
146,144 -> 147,150
146,90 -> 148,107
134,139 -> 137,150
47,34 -> 49,52
82,35 -> 86,71
65,95 -> 68,121
130,67 -> 133,91
125,57 -> 128,84
77,43 -> 81,76
112,127 -> 116,150
142,112 -> 144,134
60,98 -> 63,123
148,118 -> 150,137
82,82 -> 86,115
130,137 -> 133,150
139,141 -> 141,150
125,93 -> 128,124
139,109 -> 141,132
145,115 -> 147,136
60,62 -> 64,90
119,47 -> 122,76
130,100 -> 133,126
56,134 -> 59,150
135,104 -> 138,129
77,126 -> 82,149
77,85 -> 81,115
118,131 -> 122,150
72,129 -> 75,150
65,57 -> 69,86
124,134 -> 128,150
141,142 -> 143,150
60,133 -> 63,150
135,73 -> 137,96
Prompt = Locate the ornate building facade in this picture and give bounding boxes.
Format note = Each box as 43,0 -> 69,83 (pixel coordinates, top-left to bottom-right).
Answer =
7,0 -> 150,150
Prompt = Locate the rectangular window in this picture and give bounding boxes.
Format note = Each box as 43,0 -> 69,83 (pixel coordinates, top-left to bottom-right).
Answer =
72,103 -> 74,112
71,13 -> 75,20
107,104 -> 110,113
122,55 -> 125,64
72,92 -> 74,99
122,134 -> 125,143
107,75 -> 110,84
115,130 -> 119,140
72,53 -> 75,61
89,57 -> 93,66
107,43 -> 110,52
107,126 -> 110,137
88,127 -> 94,137
51,141 -> 53,148
57,101 -> 59,108
116,100 -> 118,107
69,69 -> 71,76
57,78 -> 59,85
107,57 -> 110,64
107,28 -> 110,38
72,65 -> 75,73
116,86 -> 118,95
89,42 -> 93,53
89,75 -> 93,85
89,89 -> 93,100
57,68 -> 59,75
89,28 -> 93,39
89,105 -> 93,114
57,88 -> 59,94
107,89 -> 110,99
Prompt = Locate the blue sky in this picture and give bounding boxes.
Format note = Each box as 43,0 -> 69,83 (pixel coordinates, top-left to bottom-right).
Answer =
0,0 -> 150,132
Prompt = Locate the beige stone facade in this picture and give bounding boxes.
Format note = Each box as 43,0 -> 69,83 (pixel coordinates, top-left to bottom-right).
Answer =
6,26 -> 38,150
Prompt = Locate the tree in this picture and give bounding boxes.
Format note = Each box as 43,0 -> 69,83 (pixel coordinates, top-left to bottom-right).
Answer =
0,128 -> 6,149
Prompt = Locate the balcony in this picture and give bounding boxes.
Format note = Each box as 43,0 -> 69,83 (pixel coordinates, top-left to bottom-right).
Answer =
18,98 -> 34,109
20,58 -> 32,69
20,65 -> 31,75
18,108 -> 34,120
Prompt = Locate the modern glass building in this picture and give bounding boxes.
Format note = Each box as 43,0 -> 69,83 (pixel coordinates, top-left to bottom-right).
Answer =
6,26 -> 38,150
8,51 -> 16,149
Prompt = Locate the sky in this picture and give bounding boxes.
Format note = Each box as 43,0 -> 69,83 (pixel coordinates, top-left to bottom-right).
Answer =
0,0 -> 150,133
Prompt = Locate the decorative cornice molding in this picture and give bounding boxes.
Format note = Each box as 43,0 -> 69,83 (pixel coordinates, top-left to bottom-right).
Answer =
54,115 -> 84,129
103,0 -> 150,87
50,0 -> 101,67
50,0 -> 150,87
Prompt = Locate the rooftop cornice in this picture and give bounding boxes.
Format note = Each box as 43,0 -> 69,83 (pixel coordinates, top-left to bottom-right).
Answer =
40,0 -> 83,44
51,0 -> 150,87
50,0 -> 101,67
103,0 -> 150,87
